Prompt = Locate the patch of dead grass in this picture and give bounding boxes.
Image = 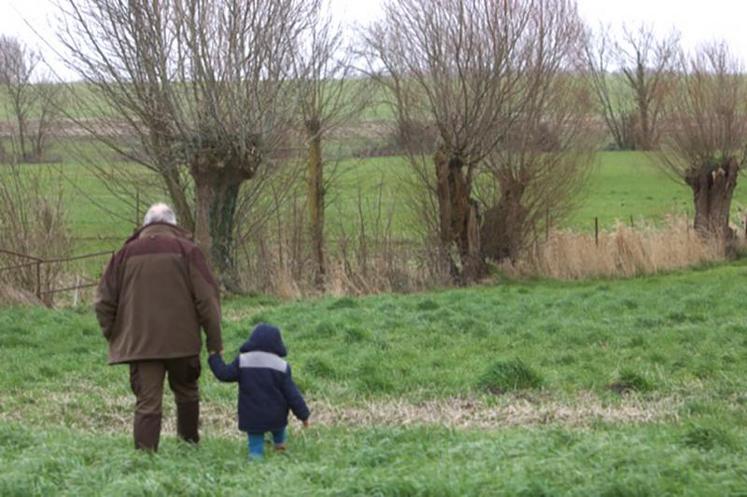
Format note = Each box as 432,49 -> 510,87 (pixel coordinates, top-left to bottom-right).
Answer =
0,383 -> 681,437
310,392 -> 679,429
505,216 -> 729,280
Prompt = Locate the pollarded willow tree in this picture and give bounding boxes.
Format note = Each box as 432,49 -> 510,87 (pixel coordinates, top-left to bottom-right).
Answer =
659,43 -> 747,241
584,24 -> 679,151
368,0 -> 596,277
292,4 -> 368,288
56,0 -> 315,291
366,0 -> 533,283
480,0 -> 596,262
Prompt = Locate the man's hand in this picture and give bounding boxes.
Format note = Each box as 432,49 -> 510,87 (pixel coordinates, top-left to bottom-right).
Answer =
209,349 -> 223,356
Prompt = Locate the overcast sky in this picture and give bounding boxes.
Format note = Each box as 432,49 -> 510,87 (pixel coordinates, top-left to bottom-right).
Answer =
2,0 -> 746,79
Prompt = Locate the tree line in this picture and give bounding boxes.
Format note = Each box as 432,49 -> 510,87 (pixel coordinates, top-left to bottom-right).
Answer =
1,0 -> 746,292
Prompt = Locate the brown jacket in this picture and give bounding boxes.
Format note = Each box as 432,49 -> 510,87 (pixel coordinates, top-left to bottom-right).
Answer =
94,222 -> 223,364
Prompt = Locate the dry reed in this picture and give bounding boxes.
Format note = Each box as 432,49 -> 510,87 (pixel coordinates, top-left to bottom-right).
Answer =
235,215 -> 736,298
506,216 -> 729,280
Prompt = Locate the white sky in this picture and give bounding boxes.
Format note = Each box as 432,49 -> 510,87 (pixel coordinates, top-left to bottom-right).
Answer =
2,0 -> 746,80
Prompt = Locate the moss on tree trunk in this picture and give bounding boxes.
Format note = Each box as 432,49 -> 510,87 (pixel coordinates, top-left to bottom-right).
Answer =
481,180 -> 528,263
434,146 -> 484,283
192,161 -> 248,293
685,157 -> 739,241
306,118 -> 325,288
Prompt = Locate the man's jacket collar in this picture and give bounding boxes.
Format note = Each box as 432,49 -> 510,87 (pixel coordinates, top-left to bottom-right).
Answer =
126,222 -> 193,244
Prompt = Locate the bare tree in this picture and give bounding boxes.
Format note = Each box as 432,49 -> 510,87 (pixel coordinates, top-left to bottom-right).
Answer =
0,36 -> 36,161
658,43 -> 747,240
292,2 -> 368,288
0,162 -> 72,306
480,0 -> 596,262
0,36 -> 60,162
366,0 -> 533,283
56,0 -> 314,290
585,24 -> 678,150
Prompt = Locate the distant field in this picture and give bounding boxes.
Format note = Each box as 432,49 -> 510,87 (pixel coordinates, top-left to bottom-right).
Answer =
0,80 -> 395,122
567,152 -> 700,230
11,150 -> 747,257
2,261 -> 747,495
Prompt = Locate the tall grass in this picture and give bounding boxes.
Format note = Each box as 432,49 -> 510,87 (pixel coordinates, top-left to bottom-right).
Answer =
508,216 -> 728,280
240,213 -> 733,298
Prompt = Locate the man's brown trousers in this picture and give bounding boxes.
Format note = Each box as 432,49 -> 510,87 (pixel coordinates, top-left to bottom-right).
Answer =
129,356 -> 201,451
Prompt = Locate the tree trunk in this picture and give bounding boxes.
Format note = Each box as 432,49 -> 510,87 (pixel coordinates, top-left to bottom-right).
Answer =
685,157 -> 739,240
31,124 -> 44,162
191,162 -> 245,293
161,166 -> 195,233
306,118 -> 325,289
637,96 -> 652,151
16,114 -> 28,161
634,64 -> 653,151
481,179 -> 528,262
434,145 -> 484,283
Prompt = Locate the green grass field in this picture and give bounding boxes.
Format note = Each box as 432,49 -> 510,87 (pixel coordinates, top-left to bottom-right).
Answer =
13,150 -> 747,259
2,261 -> 747,495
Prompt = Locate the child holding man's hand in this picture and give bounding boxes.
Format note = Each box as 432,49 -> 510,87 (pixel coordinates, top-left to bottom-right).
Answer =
209,323 -> 310,459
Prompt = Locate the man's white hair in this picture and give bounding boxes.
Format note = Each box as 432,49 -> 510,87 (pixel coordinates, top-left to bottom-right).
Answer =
143,203 -> 177,226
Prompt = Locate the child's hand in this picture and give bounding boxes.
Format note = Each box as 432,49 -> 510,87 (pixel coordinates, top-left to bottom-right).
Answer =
302,419 -> 310,428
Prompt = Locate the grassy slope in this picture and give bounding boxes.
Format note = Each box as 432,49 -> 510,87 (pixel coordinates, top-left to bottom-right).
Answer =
2,262 -> 747,495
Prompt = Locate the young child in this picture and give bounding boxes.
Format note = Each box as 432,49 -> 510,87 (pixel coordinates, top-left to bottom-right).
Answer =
208,323 -> 310,460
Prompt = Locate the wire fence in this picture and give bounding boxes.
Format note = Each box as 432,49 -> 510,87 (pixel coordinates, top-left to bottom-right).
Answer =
0,248 -> 113,305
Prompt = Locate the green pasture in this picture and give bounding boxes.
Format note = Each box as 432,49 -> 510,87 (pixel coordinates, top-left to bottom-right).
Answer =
2,261 -> 747,495
567,152 -> 701,230
15,150 -> 747,253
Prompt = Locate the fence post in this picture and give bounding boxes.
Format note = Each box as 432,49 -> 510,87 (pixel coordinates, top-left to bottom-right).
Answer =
72,276 -> 80,307
594,217 -> 599,247
35,261 -> 41,300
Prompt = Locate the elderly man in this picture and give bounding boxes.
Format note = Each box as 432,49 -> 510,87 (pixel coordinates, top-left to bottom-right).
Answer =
95,203 -> 223,451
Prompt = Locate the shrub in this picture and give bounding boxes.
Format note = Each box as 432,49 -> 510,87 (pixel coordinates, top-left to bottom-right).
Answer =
304,356 -> 337,379
609,370 -> 654,394
478,359 -> 542,394
344,326 -> 370,343
356,357 -> 394,394
328,297 -> 358,310
416,299 -> 439,311
682,424 -> 737,451
314,321 -> 337,337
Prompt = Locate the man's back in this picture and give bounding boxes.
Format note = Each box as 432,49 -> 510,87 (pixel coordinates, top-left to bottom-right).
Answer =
95,222 -> 222,364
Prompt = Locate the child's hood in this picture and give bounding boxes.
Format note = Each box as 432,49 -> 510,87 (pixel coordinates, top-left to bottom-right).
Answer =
239,323 -> 288,357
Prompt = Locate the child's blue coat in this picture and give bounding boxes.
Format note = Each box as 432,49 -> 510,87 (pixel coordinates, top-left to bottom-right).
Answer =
208,324 -> 310,433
